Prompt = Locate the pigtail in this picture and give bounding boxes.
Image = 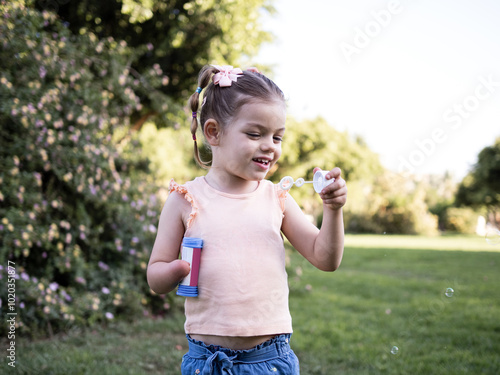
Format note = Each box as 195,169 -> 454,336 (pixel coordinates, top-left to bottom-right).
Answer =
188,66 -> 219,169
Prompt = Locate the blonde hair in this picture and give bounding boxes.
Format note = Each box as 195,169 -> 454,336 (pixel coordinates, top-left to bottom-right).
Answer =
188,65 -> 285,168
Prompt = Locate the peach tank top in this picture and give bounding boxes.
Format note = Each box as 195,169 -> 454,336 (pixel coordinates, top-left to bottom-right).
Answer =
169,177 -> 292,336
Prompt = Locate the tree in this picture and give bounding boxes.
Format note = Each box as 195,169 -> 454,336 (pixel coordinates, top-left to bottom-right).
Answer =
455,137 -> 500,226
31,0 -> 275,128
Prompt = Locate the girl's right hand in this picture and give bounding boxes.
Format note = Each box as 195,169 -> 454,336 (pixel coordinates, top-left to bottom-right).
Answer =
172,259 -> 191,283
147,259 -> 191,295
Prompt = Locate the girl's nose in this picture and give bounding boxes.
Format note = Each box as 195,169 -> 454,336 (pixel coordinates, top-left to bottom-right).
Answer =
260,137 -> 276,152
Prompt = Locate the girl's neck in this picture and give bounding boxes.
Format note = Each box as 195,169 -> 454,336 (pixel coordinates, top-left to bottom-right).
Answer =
204,170 -> 260,195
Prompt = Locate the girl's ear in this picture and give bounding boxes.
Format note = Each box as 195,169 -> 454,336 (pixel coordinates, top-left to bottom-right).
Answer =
204,119 -> 221,146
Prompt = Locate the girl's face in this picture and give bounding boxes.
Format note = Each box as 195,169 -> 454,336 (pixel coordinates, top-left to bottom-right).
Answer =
213,100 -> 286,184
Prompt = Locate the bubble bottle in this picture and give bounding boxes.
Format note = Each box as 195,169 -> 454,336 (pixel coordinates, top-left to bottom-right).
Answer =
177,237 -> 203,297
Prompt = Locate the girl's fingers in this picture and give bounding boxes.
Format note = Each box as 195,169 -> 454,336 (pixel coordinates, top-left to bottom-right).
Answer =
321,177 -> 346,194
326,167 -> 341,180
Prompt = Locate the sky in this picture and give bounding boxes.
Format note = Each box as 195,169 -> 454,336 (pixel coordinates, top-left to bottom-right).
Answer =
255,0 -> 500,180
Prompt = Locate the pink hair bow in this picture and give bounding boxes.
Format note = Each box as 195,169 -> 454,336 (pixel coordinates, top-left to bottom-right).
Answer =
212,65 -> 243,87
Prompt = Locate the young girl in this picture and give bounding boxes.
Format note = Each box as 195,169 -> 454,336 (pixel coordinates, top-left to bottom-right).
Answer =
147,65 -> 347,374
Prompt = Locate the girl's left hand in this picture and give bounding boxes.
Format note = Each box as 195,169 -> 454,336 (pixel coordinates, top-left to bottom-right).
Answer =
314,167 -> 347,210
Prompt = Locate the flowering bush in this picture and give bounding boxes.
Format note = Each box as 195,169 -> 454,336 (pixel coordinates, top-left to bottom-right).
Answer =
0,2 -> 175,337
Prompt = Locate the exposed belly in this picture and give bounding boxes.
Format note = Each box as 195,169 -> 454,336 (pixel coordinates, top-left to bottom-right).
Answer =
190,333 -> 279,350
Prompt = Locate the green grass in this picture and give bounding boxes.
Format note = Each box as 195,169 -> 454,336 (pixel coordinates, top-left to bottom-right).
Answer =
290,234 -> 500,374
10,314 -> 188,375
5,234 -> 500,374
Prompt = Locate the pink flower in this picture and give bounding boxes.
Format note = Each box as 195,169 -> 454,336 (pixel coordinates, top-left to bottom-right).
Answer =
39,66 -> 47,79
61,290 -> 72,301
212,65 -> 243,87
98,261 -> 109,271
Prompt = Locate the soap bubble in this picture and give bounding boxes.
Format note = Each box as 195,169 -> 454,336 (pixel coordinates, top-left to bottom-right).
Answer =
485,228 -> 500,245
390,346 -> 399,355
445,287 -> 454,297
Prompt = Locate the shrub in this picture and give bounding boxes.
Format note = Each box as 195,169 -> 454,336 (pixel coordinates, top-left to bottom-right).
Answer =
442,207 -> 480,234
343,173 -> 439,235
0,2 -> 173,337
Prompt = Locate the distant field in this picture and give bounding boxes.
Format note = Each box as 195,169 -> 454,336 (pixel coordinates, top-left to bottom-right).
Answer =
344,233 -> 500,251
10,234 -> 500,375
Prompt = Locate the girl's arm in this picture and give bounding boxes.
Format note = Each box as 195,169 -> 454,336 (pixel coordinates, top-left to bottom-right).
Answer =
281,167 -> 347,272
147,192 -> 191,294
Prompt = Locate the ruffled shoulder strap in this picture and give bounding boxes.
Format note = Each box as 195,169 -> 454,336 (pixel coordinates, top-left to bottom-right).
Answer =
274,183 -> 289,213
169,179 -> 198,229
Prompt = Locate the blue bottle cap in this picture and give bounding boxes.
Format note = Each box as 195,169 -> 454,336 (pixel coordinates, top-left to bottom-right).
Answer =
182,237 -> 203,248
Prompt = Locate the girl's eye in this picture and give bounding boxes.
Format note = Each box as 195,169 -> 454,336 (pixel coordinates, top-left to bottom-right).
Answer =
247,133 -> 260,138
274,136 -> 283,142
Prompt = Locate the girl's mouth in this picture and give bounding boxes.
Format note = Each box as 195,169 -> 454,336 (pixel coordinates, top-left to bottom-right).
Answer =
252,158 -> 270,169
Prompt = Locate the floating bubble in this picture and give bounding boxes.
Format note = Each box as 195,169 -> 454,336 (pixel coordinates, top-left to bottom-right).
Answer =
445,287 -> 454,298
391,346 -> 399,355
485,228 -> 500,245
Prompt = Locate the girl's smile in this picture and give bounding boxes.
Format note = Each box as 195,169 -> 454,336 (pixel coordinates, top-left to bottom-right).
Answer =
252,157 -> 272,170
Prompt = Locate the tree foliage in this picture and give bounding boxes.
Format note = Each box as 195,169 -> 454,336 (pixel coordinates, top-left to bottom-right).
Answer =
275,117 -> 384,183
32,0 -> 274,127
455,137 -> 500,225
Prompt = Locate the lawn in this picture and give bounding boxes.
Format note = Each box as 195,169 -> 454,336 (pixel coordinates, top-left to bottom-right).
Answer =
291,234 -> 500,374
7,234 -> 500,374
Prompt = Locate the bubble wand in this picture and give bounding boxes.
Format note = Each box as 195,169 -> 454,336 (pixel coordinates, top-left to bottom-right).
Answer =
279,170 -> 335,193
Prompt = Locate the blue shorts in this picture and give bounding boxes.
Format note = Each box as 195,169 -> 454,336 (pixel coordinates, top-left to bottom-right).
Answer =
181,334 -> 300,374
